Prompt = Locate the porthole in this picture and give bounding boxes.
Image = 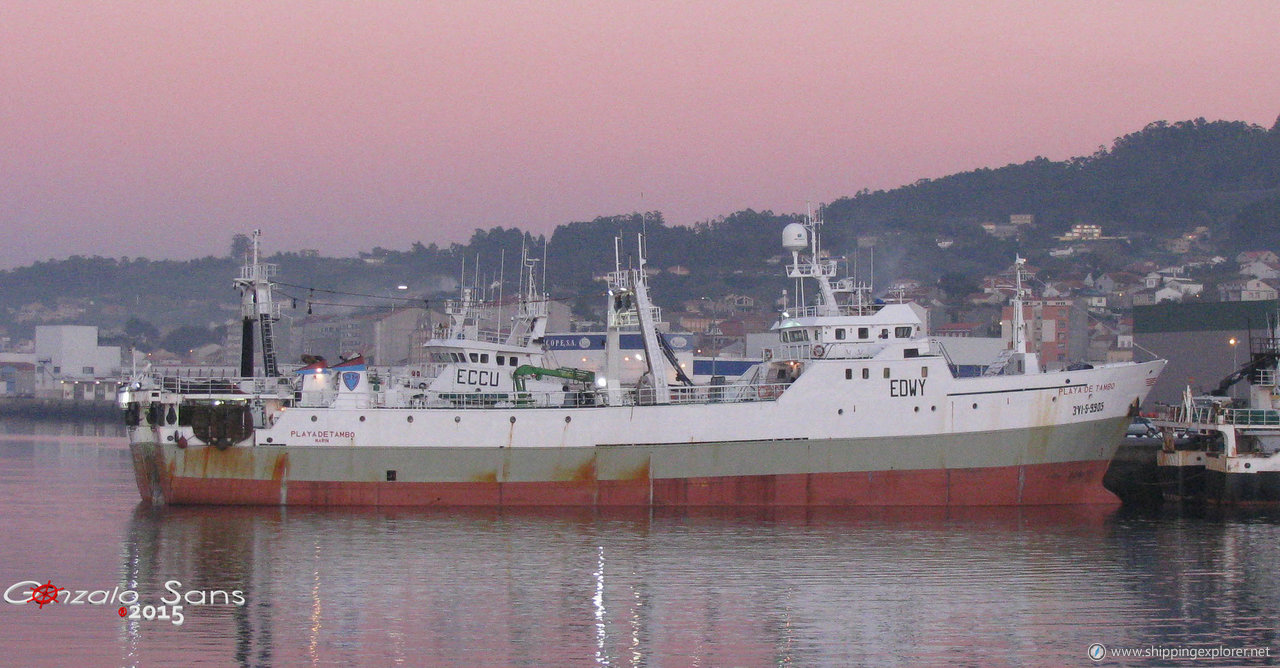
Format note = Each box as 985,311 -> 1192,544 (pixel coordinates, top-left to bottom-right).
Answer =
311,415 -> 318,422
564,416 -> 572,423
407,416 -> 414,423
972,403 -> 978,409
913,406 -> 919,412
509,416 -> 517,424
359,415 -> 366,422
838,408 -> 844,415
454,416 -> 461,423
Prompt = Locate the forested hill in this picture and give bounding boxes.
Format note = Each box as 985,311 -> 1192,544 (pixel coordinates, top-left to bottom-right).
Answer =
2,116 -> 1279,337
822,117 -> 1280,248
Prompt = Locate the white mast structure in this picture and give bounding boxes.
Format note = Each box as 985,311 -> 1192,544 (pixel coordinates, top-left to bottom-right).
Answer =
604,234 -> 672,404
1009,256 -> 1040,375
783,205 -> 874,317
233,230 -> 280,377
784,206 -> 840,316
505,245 -> 549,347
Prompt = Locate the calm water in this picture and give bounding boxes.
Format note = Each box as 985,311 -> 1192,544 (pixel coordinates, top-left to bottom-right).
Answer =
1,417 -> 1278,667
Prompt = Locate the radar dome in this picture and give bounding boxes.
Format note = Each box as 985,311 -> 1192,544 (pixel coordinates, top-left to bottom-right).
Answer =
782,223 -> 808,251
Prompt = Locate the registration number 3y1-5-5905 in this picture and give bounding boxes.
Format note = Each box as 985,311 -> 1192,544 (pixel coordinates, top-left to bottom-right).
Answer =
1072,402 -> 1104,416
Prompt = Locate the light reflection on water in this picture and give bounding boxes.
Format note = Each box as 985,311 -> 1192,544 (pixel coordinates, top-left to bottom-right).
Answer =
1,418 -> 1279,666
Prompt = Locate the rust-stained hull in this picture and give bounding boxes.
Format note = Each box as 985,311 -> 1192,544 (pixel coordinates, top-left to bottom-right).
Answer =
130,415 -> 1128,507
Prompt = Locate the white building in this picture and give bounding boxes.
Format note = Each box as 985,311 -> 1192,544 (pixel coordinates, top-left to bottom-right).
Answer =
33,325 -> 122,400
1218,279 -> 1279,302
1239,260 -> 1280,280
1059,224 -> 1102,241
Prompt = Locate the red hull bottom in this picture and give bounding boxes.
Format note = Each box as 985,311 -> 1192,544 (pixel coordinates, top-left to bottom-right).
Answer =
146,460 -> 1118,507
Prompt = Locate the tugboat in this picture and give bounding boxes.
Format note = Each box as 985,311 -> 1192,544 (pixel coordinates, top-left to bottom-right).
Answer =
1153,319 -> 1280,503
118,217 -> 1165,507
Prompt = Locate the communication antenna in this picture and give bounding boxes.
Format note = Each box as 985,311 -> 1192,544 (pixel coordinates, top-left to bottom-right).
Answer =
498,247 -> 506,333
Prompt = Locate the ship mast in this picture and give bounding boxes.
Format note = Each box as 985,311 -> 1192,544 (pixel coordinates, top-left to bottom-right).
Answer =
1009,256 -> 1040,375
233,230 -> 280,377
605,234 -> 674,404
785,206 -> 840,316
505,244 -> 548,347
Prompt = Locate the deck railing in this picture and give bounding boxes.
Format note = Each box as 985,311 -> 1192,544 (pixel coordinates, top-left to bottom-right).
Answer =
148,376 -> 293,399
134,374 -> 791,409
417,381 -> 790,409
1157,405 -> 1280,427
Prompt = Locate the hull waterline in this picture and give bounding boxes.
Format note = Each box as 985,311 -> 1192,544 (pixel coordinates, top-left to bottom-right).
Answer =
131,417 -> 1129,507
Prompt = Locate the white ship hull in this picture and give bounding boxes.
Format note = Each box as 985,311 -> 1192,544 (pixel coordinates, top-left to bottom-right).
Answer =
128,359 -> 1164,506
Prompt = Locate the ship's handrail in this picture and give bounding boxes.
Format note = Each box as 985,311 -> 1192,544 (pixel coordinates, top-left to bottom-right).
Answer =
788,304 -> 880,318
1250,336 -> 1280,356
769,342 -> 884,362
929,338 -> 957,370
142,374 -> 793,408
612,306 -> 662,328
1157,405 -> 1280,427
437,329 -> 506,345
140,375 -> 294,399
410,381 -> 790,409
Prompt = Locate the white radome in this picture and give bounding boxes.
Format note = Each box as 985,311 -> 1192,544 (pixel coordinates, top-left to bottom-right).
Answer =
782,222 -> 808,251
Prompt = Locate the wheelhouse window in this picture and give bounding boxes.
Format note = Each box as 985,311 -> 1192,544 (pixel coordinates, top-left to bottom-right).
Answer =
835,328 -> 846,340
782,329 -> 810,343
480,354 -> 489,363
497,355 -> 505,365
858,327 -> 869,339
895,326 -> 912,338
469,353 -> 479,363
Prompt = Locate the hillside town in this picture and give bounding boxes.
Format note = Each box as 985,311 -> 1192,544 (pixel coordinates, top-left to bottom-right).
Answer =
2,212 -> 1277,407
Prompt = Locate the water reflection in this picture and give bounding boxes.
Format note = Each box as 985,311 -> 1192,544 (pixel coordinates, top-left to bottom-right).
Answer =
2,420 -> 1278,666
0,416 -> 125,440
112,504 -> 1280,666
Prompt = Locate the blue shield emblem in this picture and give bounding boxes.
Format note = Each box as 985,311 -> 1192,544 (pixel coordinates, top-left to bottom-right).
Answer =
342,372 -> 361,391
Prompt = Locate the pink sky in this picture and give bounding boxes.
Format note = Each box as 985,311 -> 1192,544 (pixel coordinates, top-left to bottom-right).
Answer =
1,1 -> 1277,268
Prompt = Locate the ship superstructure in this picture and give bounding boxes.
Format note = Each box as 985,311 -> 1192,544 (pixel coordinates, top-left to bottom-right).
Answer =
1153,315 -> 1280,503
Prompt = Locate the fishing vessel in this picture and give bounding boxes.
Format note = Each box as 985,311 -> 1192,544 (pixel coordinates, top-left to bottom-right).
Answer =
119,222 -> 1165,507
1153,320 -> 1280,503
414,250 -> 561,400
